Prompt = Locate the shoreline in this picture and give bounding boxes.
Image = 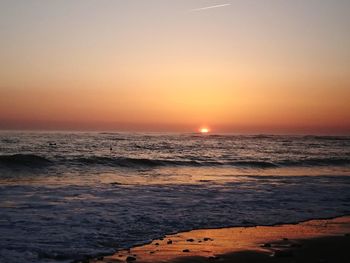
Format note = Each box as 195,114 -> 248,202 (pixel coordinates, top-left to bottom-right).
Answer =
86,215 -> 350,263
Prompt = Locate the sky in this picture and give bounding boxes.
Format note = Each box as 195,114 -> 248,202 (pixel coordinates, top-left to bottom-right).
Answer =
0,0 -> 350,134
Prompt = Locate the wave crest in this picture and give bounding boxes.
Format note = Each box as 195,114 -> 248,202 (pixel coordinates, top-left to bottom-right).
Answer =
0,154 -> 52,168
0,155 -> 348,170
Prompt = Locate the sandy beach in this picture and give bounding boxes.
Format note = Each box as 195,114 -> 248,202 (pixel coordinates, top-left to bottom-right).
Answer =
87,216 -> 350,263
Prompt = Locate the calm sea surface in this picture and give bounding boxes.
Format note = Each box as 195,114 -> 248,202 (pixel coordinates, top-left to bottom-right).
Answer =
1,132 -> 350,262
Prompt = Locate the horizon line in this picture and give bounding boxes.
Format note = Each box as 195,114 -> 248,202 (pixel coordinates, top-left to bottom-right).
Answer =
0,128 -> 349,136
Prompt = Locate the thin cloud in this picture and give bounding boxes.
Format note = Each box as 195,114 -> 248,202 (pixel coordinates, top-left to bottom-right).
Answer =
189,3 -> 231,12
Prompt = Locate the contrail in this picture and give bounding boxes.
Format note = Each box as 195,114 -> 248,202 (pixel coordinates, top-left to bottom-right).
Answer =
189,3 -> 231,12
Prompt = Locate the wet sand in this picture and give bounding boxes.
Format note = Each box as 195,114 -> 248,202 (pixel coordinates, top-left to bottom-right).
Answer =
88,216 -> 350,263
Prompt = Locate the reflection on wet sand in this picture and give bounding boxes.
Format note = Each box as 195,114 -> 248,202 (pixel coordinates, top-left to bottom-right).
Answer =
89,216 -> 350,263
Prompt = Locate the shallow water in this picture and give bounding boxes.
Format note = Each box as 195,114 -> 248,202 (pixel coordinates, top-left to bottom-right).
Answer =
0,132 -> 350,262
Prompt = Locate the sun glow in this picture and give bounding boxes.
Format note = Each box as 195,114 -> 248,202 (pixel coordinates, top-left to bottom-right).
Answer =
200,128 -> 210,134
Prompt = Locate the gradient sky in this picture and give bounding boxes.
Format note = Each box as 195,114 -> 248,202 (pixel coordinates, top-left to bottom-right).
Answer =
1,0 -> 350,134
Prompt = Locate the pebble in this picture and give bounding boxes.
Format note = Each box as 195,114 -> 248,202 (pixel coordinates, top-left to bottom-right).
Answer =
183,249 -> 190,252
261,243 -> 271,248
273,250 -> 293,258
290,243 -> 302,248
126,256 -> 136,262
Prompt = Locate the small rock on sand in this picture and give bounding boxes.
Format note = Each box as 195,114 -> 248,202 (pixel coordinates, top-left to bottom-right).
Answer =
183,249 -> 190,252
261,243 -> 271,248
167,240 -> 172,244
290,243 -> 302,248
186,238 -> 194,242
126,256 -> 136,262
273,250 -> 293,258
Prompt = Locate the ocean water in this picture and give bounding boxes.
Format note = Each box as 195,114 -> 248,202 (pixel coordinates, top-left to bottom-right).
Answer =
0,132 -> 350,263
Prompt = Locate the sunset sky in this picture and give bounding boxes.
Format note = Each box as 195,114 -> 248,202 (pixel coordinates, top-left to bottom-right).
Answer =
1,0 -> 349,134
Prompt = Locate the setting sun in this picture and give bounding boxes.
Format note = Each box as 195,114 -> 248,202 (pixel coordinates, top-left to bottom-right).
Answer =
200,128 -> 210,134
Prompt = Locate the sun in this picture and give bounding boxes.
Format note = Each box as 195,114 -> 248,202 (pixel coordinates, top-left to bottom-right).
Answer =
200,128 -> 210,134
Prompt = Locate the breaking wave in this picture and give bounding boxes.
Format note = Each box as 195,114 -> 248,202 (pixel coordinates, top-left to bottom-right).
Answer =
0,154 -> 52,168
1,154 -> 349,170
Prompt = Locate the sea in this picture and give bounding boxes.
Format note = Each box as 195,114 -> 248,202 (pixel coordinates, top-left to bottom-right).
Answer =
0,132 -> 350,262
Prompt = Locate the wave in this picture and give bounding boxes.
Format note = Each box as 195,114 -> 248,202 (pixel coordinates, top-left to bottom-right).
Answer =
302,135 -> 350,141
0,154 -> 349,170
0,154 -> 52,168
1,138 -> 20,144
228,161 -> 278,168
74,156 -> 203,168
63,156 -> 350,168
281,157 -> 350,167
74,157 -> 279,168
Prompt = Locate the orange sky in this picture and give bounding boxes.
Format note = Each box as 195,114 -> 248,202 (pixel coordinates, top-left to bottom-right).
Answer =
1,1 -> 350,134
